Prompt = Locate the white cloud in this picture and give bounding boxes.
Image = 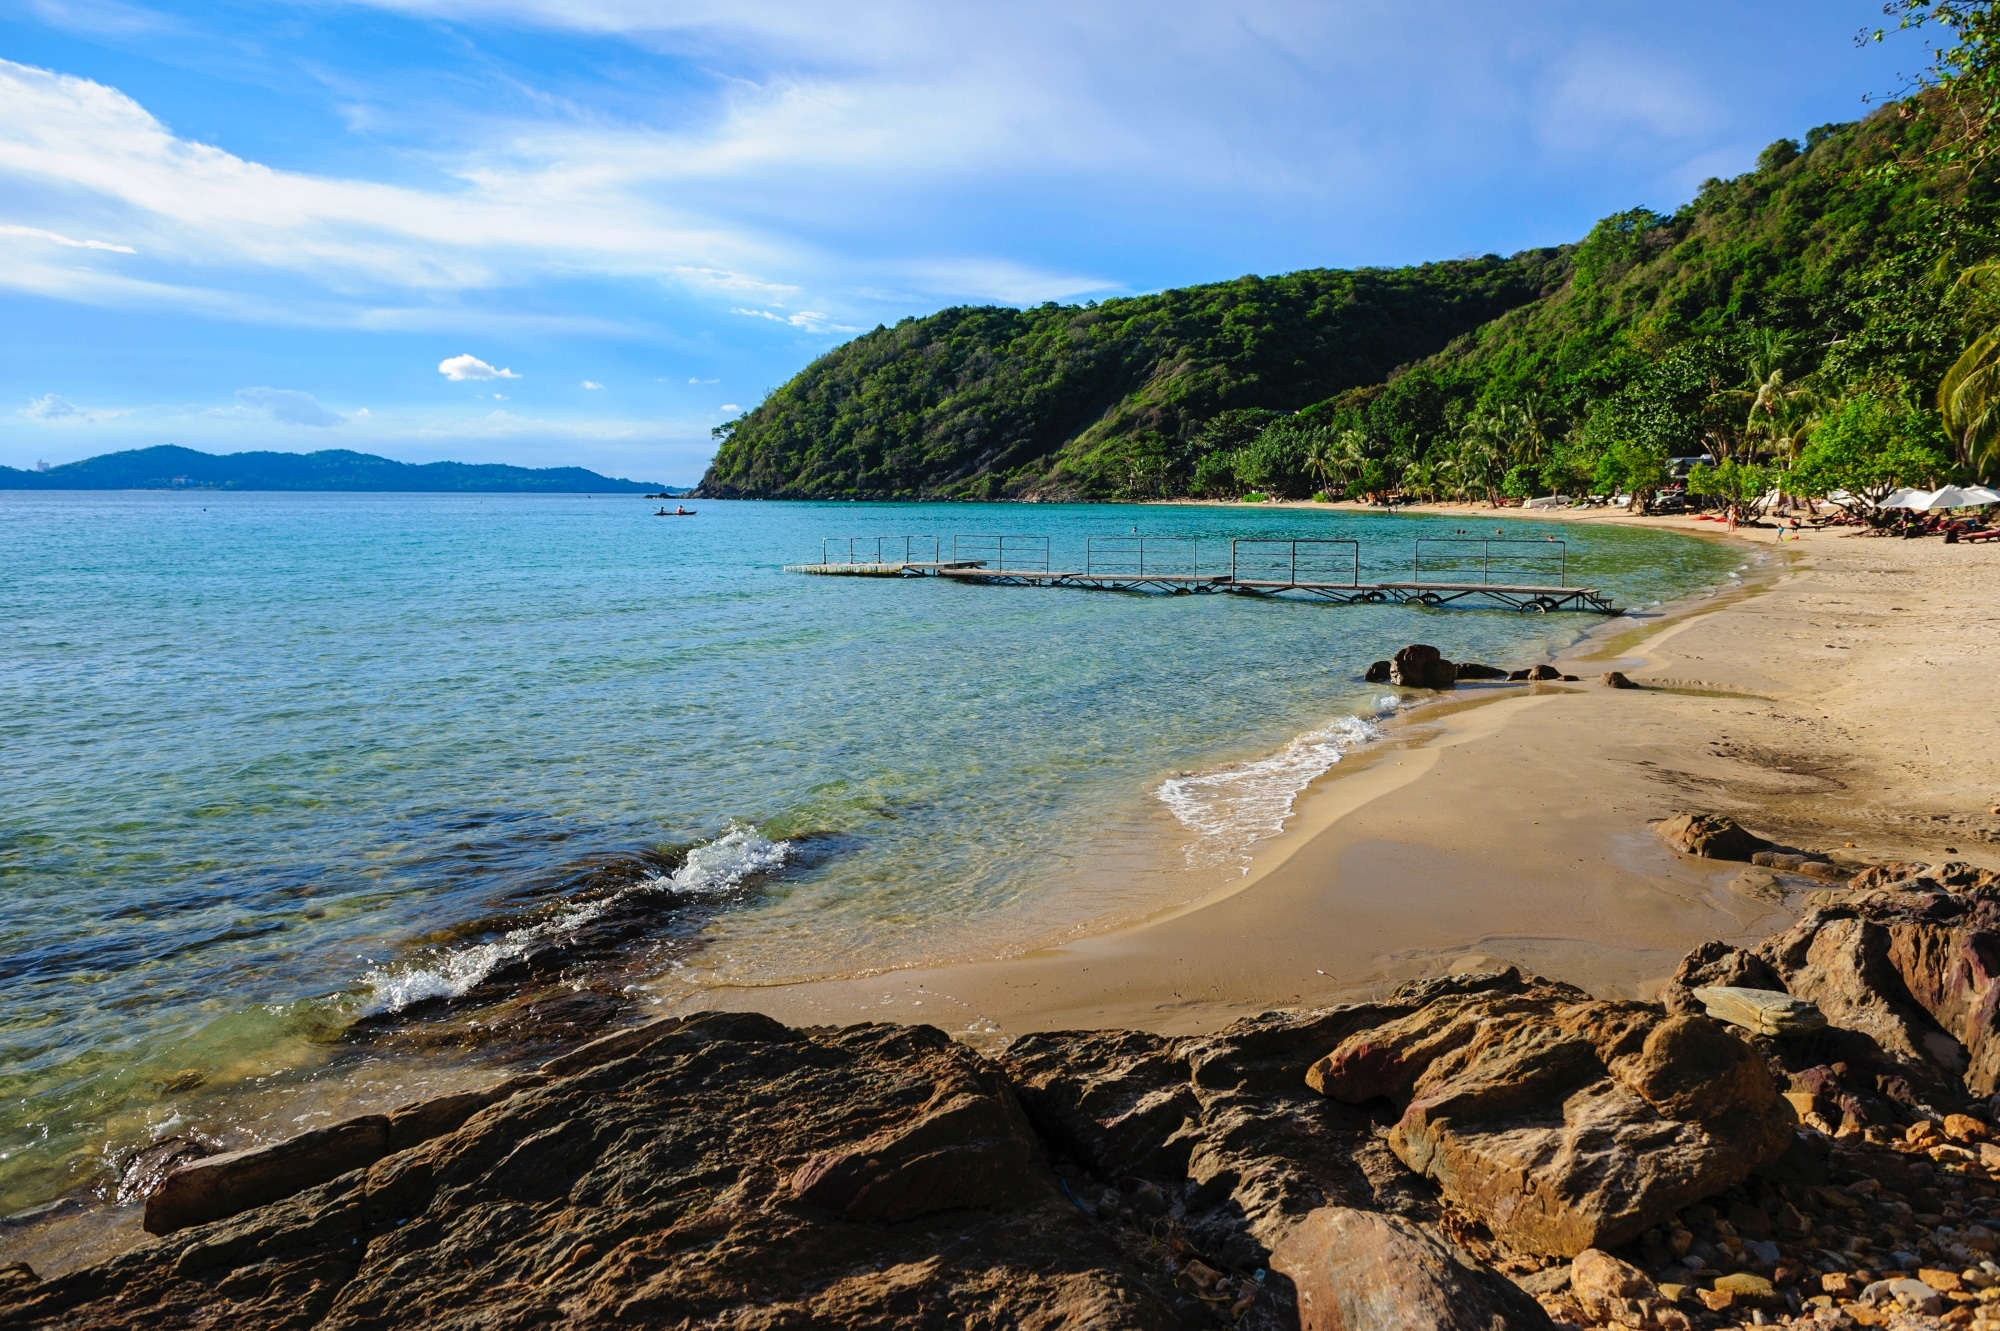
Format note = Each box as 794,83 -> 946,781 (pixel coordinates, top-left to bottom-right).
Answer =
25,392 -> 80,419
235,386 -> 344,426
0,223 -> 134,253
581,379 -> 602,389
688,377 -> 718,384
730,307 -> 856,334
719,403 -> 740,412
439,353 -> 519,380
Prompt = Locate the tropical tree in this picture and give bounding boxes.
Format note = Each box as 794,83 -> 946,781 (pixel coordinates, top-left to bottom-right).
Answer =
1938,260 -> 2000,477
1791,391 -> 1955,517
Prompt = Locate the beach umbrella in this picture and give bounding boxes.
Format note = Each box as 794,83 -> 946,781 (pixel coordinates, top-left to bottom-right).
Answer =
1879,488 -> 1934,509
1919,484 -> 2000,510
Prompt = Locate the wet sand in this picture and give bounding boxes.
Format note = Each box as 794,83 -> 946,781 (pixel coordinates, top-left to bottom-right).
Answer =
680,515 -> 2000,1038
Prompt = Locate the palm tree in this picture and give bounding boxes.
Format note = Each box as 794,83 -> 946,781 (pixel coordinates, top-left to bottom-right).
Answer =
1301,428 -> 1339,497
1940,261 -> 2000,478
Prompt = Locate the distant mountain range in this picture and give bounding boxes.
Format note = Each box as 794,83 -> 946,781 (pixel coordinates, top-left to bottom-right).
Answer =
0,445 -> 677,493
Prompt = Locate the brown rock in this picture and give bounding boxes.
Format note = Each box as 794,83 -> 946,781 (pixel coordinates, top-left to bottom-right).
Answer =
1525,664 -> 1561,681
142,1114 -> 390,1235
790,1085 -> 1050,1221
1269,1206 -> 1555,1330
1570,1248 -> 1659,1323
1455,663 -> 1510,681
1849,862 -> 1929,892
12,1013 -> 1191,1331
1712,1271 -> 1778,1304
1946,1112 -> 1992,1143
1655,813 -> 1771,861
1391,644 -> 1458,689
113,1136 -> 210,1207
1309,972 -> 1793,1256
0,1267 -> 34,1296
1601,671 -> 1638,689
1755,897 -> 1995,1093
1364,659 -> 1391,683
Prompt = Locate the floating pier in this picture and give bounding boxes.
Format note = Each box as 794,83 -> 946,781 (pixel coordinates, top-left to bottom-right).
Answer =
785,536 -> 1622,614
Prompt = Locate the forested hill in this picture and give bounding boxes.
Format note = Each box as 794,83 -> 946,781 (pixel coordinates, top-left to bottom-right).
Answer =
0,446 -> 664,492
697,258 -> 1566,499
700,69 -> 2000,502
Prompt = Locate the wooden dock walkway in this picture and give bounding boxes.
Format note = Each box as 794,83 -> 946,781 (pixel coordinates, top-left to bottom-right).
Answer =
784,538 -> 1621,614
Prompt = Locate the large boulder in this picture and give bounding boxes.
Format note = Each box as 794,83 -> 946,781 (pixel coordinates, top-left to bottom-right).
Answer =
1390,644 -> 1457,689
1269,1206 -> 1554,1330
1305,971 -> 1794,1256
1757,888 -> 2000,1095
1654,813 -> 1770,861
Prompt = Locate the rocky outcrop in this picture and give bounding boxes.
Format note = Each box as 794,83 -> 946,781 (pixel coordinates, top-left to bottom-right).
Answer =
143,1072 -> 544,1234
1304,971 -> 1795,1256
6,1013 -> 1215,1331
1653,812 -> 1771,861
1757,887 -> 2000,1097
21,867 -> 2000,1329
1269,1207 -> 1553,1330
1454,663 -> 1510,681
1390,644 -> 1457,689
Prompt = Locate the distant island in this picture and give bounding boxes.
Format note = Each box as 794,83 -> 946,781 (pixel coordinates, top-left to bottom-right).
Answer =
0,445 -> 677,493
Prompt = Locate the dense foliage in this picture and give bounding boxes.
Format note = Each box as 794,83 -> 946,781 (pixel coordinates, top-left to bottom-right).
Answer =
0,446 -> 663,492
699,261 -> 1563,499
702,11 -> 2000,503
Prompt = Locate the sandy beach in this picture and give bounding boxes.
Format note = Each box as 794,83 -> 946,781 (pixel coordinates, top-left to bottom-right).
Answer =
682,511 -> 2000,1038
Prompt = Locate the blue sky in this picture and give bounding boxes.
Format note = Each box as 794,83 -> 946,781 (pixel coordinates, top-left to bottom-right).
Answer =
0,1 -> 1924,484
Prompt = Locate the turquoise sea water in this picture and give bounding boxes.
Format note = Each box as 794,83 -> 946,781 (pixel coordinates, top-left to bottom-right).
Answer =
0,492 -> 1742,1213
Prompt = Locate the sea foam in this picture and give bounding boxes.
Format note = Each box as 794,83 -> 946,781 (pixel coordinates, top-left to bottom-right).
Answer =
1156,699 -> 1395,871
356,824 -> 791,1016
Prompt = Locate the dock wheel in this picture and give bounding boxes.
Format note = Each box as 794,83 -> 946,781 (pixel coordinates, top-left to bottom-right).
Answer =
1526,596 -> 1559,613
1362,590 -> 1389,604
1416,591 -> 1443,607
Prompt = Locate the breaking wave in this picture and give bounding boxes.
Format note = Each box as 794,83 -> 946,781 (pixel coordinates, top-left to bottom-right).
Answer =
355,825 -> 791,1016
1156,700 -> 1396,871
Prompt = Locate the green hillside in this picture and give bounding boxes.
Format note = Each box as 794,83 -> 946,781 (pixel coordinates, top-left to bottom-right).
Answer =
698,259 -> 1565,500
700,18 -> 2000,503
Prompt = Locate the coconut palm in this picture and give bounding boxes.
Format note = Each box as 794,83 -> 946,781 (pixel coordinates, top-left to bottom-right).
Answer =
1939,261 -> 2000,478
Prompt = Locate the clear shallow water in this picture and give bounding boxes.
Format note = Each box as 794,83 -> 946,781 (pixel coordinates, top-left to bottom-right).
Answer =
0,492 -> 1739,1211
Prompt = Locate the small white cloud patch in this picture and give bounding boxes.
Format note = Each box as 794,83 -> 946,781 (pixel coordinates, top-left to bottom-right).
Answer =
720,403 -> 740,412
0,224 -> 136,254
730,308 -> 856,334
25,393 -> 81,420
236,387 -> 343,427
439,354 -> 518,381
689,377 -> 718,385
581,380 -> 602,389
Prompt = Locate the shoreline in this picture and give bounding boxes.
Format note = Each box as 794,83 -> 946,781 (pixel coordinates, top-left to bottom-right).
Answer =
666,511 -> 1998,1039
10,504 -> 1997,1281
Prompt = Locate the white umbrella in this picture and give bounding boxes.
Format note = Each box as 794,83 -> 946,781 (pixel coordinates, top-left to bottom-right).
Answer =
1879,488 -> 1934,509
1917,485 -> 2000,510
